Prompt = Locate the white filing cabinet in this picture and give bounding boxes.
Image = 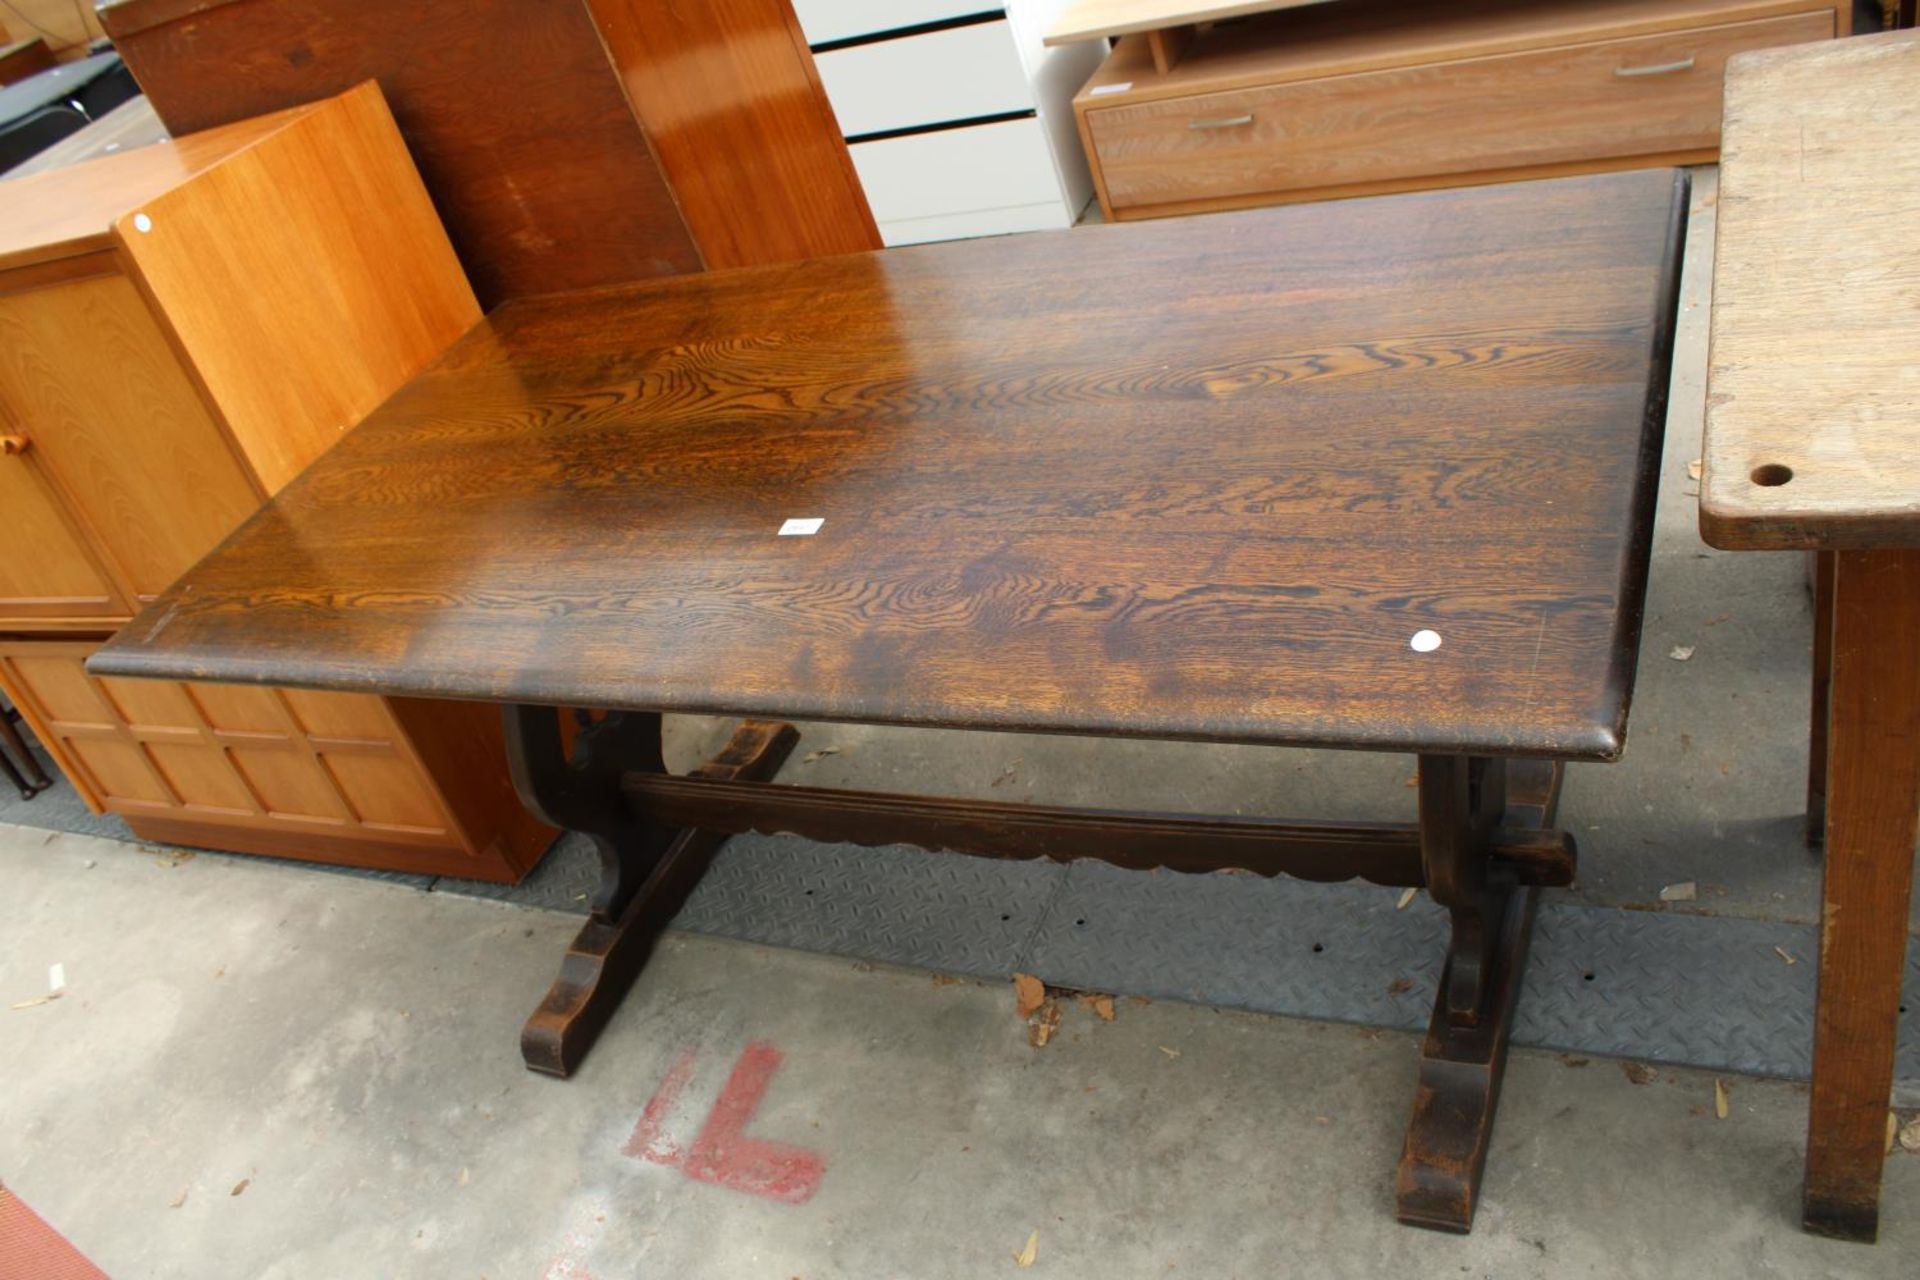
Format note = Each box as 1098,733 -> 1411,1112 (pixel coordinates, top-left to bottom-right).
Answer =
794,0 -> 1104,246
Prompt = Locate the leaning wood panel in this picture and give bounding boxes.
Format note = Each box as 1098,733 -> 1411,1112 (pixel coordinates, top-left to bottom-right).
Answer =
1701,30 -> 1920,550
588,0 -> 879,270
100,0 -> 703,304
116,79 -> 481,494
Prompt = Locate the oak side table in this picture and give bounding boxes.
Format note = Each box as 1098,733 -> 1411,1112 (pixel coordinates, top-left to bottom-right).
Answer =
1701,28 -> 1920,1244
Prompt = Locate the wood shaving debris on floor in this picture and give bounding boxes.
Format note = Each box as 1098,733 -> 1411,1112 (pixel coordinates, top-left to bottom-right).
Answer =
1396,887 -> 1417,910
1158,1045 -> 1180,1059
1686,458 -> 1702,481
801,746 -> 840,764
1621,1061 -> 1658,1085
991,760 -> 1022,787
931,974 -> 963,987
231,1178 -> 251,1197
1013,1231 -> 1038,1267
1659,881 -> 1697,902
1900,1117 -> 1920,1154
1013,973 -> 1045,1019
1669,645 -> 1695,661
169,1189 -> 188,1209
1076,993 -> 1115,1022
9,991 -> 62,1010
1027,1000 -> 1061,1049
1714,1079 -> 1729,1120
1773,946 -> 1797,965
1386,977 -> 1414,996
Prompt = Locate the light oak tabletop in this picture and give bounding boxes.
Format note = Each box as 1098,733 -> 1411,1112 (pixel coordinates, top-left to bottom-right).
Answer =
91,171 -> 1687,759
1702,29 -> 1920,550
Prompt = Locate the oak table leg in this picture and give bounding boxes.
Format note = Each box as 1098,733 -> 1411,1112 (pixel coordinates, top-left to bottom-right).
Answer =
1803,549 -> 1920,1241
0,705 -> 51,799
505,707 -> 798,1077
1807,550 -> 1835,848
1395,755 -> 1562,1232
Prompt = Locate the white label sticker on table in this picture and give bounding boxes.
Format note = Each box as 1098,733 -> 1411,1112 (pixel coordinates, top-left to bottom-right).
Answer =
1090,82 -> 1132,96
1410,630 -> 1443,653
779,517 -> 825,537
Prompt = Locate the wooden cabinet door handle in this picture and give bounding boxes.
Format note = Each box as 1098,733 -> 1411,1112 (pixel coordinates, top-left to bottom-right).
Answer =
1614,56 -> 1695,78
0,432 -> 28,456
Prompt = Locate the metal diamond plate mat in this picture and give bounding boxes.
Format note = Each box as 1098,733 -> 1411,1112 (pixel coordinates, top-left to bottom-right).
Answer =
675,834 -> 1064,978
436,831 -> 1919,1084
1023,858 -> 1920,1082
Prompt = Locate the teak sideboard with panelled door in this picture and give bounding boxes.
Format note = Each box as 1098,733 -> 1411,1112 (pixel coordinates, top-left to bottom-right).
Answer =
0,81 -> 552,880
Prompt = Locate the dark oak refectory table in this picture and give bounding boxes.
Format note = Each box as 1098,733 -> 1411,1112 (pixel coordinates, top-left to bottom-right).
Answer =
90,169 -> 1687,1233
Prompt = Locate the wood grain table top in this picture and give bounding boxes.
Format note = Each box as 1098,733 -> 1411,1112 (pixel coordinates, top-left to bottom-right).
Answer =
1702,30 -> 1920,551
91,170 -> 1687,759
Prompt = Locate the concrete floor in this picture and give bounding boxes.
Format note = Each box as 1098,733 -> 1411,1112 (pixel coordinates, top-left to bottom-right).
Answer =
2,166 -> 1916,1277
2,825 -> 1915,1279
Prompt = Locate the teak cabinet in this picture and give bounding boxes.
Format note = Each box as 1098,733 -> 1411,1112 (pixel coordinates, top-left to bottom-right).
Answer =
0,82 -> 551,880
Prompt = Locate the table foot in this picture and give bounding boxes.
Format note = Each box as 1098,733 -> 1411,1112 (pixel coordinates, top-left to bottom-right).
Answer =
1803,1192 -> 1878,1244
504,708 -> 797,1078
521,824 -> 731,1077
1395,754 -> 1559,1233
1395,886 -> 1536,1232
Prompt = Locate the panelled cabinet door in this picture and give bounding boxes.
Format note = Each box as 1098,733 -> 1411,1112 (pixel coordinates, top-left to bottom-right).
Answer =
0,275 -> 262,606
0,429 -> 130,623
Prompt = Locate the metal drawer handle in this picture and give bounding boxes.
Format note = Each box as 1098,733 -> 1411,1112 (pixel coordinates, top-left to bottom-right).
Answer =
0,432 -> 29,456
1614,56 -> 1695,77
1188,113 -> 1254,130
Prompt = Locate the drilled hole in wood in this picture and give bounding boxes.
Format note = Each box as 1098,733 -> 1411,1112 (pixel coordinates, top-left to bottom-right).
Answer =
1583,971 -> 1596,982
1311,942 -> 1324,954
1750,462 -> 1793,487
1074,918 -> 1087,927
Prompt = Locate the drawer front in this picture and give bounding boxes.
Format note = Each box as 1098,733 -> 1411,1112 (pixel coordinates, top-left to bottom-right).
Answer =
850,118 -> 1063,225
1089,10 -> 1834,210
817,20 -> 1031,137
793,0 -> 994,46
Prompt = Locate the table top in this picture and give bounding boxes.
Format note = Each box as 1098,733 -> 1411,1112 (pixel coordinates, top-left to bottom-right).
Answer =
1044,0 -> 1334,45
1701,30 -> 1920,551
0,89 -> 303,270
3,95 -> 168,181
91,169 -> 1687,760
